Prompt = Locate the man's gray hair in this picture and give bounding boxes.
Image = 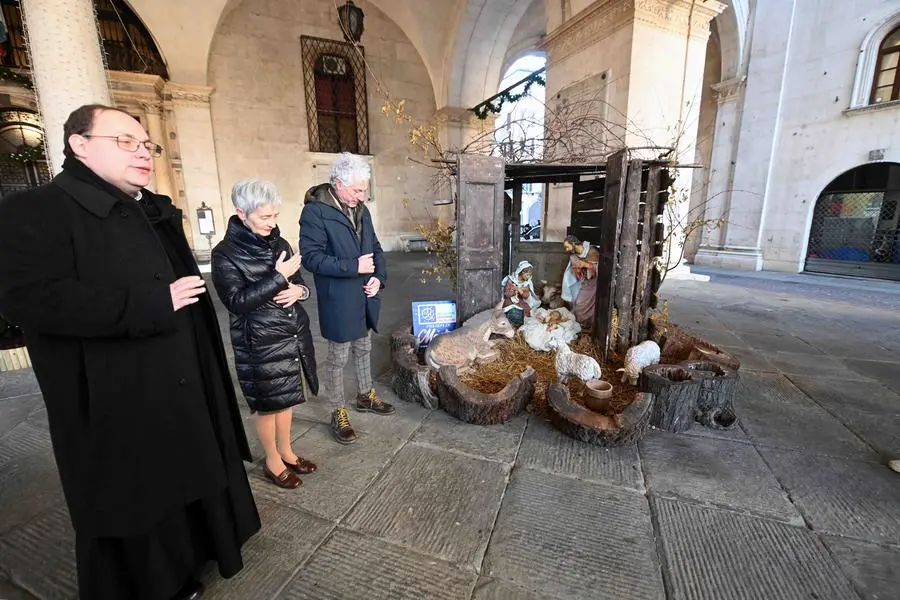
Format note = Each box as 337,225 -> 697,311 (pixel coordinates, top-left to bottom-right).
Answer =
330,152 -> 371,186
231,178 -> 282,214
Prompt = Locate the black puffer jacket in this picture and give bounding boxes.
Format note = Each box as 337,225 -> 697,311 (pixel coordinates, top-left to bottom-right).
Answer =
212,216 -> 318,412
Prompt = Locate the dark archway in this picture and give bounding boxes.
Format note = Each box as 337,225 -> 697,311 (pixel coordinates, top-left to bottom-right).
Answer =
0,0 -> 168,78
805,162 -> 900,281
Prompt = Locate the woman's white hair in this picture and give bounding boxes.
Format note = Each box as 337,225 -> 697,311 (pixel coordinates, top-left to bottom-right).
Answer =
231,178 -> 282,215
330,152 -> 371,186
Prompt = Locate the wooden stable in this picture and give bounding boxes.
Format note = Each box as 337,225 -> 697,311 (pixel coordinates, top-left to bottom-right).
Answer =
453,150 -> 671,359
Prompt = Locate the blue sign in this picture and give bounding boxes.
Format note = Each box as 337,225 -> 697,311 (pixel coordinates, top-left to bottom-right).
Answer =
412,300 -> 457,346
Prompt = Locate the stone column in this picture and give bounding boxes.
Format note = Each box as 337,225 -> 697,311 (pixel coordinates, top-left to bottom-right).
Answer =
164,83 -> 225,260
694,76 -> 748,265
21,0 -> 110,174
140,100 -> 176,201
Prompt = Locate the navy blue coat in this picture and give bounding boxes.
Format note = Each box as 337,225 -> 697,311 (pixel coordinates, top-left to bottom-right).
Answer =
299,183 -> 386,343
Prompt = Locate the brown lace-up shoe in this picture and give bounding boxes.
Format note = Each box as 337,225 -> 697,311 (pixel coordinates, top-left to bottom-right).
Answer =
356,388 -> 395,415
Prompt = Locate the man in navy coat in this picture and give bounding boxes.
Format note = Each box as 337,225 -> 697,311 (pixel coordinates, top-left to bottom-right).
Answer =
300,153 -> 393,443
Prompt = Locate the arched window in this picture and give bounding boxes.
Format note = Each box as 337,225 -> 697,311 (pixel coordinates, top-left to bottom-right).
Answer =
0,107 -> 51,198
0,0 -> 167,78
871,26 -> 900,104
301,36 -> 369,155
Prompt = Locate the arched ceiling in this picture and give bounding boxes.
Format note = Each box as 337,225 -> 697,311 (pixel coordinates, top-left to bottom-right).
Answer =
125,0 -> 750,108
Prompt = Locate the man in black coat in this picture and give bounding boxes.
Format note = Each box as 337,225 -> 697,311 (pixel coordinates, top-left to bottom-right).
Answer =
0,105 -> 260,600
300,152 -> 393,444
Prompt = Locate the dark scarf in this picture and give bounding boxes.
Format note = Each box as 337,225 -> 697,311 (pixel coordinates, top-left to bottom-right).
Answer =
328,187 -> 364,240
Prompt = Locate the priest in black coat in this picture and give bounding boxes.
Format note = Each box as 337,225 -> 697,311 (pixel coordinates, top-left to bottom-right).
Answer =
0,104 -> 260,600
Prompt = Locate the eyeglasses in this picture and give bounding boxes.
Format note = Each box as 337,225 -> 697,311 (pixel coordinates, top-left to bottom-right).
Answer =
82,135 -> 163,157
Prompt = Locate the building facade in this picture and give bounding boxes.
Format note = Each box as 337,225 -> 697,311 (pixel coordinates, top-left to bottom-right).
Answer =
1,0 -> 898,280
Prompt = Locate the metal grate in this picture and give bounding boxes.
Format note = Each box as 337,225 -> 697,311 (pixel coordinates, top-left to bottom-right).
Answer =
0,159 -> 51,198
301,36 -> 369,155
807,192 -> 900,264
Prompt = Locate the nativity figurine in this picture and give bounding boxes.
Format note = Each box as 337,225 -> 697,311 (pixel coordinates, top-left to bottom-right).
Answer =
501,260 -> 542,327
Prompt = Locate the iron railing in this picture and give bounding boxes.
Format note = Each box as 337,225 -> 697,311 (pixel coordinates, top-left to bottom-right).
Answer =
807,191 -> 900,264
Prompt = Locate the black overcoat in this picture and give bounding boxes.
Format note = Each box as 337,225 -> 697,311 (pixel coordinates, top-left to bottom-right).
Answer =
0,165 -> 252,539
299,183 -> 386,343
211,216 -> 319,412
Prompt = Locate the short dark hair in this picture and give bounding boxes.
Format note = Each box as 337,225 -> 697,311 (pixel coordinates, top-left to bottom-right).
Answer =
62,104 -> 135,158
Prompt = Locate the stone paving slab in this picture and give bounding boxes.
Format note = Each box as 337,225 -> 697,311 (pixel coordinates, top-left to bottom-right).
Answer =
0,370 -> 40,400
0,505 -> 77,599
718,345 -> 777,372
483,469 -> 664,600
652,496 -> 859,600
794,332 -> 895,361
516,418 -> 644,491
471,578 -> 560,600
0,395 -> 42,439
248,390 -> 429,522
0,451 -> 64,536
757,449 -> 900,543
680,419 -> 751,443
788,374 -> 900,416
410,410 -> 526,464
737,373 -> 875,459
639,431 -> 802,524
277,528 -> 476,600
736,332 -> 823,355
766,351 -> 873,380
0,422 -> 52,471
844,359 -> 900,395
343,443 -> 509,569
822,536 -> 900,600
0,578 -> 39,600
199,498 -> 333,600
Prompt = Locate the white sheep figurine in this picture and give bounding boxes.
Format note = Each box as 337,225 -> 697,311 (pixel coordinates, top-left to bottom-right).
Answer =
549,339 -> 601,383
616,340 -> 661,386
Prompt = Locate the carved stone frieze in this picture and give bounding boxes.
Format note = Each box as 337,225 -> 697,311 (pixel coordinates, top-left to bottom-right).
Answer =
164,83 -> 214,108
711,76 -> 746,104
544,0 -> 726,62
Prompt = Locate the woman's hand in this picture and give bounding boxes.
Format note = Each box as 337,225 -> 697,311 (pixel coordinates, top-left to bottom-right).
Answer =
275,251 -> 302,280
274,283 -> 308,308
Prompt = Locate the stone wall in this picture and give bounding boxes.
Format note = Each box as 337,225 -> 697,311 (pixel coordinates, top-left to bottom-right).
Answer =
208,0 -> 438,251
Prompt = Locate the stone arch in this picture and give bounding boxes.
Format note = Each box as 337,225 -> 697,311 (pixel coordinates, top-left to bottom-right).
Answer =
443,0 -> 538,109
715,0 -> 749,81
849,9 -> 900,108
803,162 -> 900,279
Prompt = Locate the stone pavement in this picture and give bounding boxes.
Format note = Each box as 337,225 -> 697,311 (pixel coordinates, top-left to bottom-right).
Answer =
1,253 -> 899,600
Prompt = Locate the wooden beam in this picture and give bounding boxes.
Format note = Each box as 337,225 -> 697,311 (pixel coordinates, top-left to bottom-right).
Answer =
614,159 -> 644,353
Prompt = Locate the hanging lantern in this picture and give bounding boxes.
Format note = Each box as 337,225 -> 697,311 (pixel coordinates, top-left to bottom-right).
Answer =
338,0 -> 365,43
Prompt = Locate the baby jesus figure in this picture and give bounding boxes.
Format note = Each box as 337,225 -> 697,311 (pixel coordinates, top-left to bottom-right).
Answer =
538,309 -> 568,332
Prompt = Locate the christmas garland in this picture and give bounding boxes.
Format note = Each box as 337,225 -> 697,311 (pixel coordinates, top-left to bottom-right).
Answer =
470,69 -> 546,120
0,145 -> 44,163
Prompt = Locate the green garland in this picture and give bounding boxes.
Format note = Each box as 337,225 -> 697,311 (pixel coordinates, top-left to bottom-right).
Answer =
471,71 -> 546,120
0,145 -> 45,163
0,66 -> 34,90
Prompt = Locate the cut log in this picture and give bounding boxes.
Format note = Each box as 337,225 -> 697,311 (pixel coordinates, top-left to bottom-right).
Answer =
437,365 -> 536,425
640,364 -> 700,433
652,324 -> 741,371
548,385 -> 653,447
680,360 -> 739,429
390,331 -> 438,409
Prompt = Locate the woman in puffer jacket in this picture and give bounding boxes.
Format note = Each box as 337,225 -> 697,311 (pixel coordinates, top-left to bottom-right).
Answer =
212,179 -> 319,490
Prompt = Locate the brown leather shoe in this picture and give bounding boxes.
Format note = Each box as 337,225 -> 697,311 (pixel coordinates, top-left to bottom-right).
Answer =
283,456 -> 317,475
263,463 -> 301,489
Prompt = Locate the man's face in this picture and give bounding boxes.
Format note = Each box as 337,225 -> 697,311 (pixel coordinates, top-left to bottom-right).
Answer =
69,109 -> 154,195
334,178 -> 369,208
237,203 -> 279,237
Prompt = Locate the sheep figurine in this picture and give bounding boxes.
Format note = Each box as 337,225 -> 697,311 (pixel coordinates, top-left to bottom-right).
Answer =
616,340 -> 661,386
549,339 -> 601,383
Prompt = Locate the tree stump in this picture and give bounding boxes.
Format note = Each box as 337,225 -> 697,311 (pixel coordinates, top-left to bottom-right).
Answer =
437,365 -> 536,425
547,385 -> 653,447
652,324 -> 741,371
640,364 -> 700,433
680,360 -> 739,429
391,331 -> 438,409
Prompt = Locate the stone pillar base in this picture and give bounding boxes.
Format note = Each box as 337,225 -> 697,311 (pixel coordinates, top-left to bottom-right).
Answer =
694,247 -> 764,271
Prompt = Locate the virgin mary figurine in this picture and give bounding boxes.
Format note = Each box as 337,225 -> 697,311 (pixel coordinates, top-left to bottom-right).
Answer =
500,260 -> 542,327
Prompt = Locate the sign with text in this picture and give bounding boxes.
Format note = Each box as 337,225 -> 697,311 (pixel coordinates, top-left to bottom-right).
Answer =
412,300 -> 457,347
